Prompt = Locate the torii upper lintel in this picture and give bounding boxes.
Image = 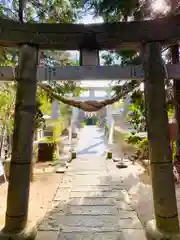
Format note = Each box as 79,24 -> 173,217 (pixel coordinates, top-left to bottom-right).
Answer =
0,14 -> 180,50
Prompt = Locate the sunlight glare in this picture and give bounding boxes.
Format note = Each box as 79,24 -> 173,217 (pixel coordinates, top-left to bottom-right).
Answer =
151,0 -> 169,13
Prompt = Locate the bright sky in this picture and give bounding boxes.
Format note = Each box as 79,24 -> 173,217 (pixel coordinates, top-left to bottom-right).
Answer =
151,0 -> 170,13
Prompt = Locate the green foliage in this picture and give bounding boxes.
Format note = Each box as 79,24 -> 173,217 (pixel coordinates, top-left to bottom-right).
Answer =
101,51 -> 120,65
112,99 -> 124,109
128,90 -> 146,132
34,87 -> 52,129
126,134 -> 142,145
173,141 -> 176,161
137,137 -> 149,159
96,121 -> 100,126
1,0 -> 83,23
41,136 -> 56,144
0,0 -> 84,133
119,50 -> 141,66
127,88 -> 175,134
167,103 -> 174,118
37,87 -> 52,115
85,0 -> 141,21
53,116 -> 67,140
126,133 -> 149,160
81,121 -> 87,127
0,83 -> 16,135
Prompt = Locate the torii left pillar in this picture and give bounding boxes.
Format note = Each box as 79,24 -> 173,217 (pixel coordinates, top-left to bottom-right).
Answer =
0,44 -> 38,239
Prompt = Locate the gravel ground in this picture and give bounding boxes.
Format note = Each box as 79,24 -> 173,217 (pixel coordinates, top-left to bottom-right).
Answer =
0,135 -> 70,228
112,128 -> 180,227
0,165 -> 64,228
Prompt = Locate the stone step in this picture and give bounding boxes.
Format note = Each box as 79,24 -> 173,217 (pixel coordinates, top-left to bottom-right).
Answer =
61,215 -> 119,228
59,215 -> 142,229
70,190 -> 126,200
58,229 -> 146,240
66,206 -> 117,215
72,186 -> 112,192
37,229 -> 147,240
68,197 -> 115,206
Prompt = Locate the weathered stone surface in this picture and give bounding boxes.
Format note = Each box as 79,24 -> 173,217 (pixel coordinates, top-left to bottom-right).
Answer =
116,200 -> 133,211
70,191 -> 124,198
66,171 -> 107,176
37,126 -> 145,239
38,213 -> 63,231
58,232 -> 92,240
93,232 -> 122,240
36,231 -> 59,240
71,163 -> 105,168
52,200 -> 69,208
53,187 -> 71,201
62,215 -> 118,227
117,210 -> 138,219
57,184 -> 72,188
68,197 -> 115,206
72,186 -> 112,192
61,226 -> 120,232
61,176 -> 72,185
72,179 -> 110,186
72,175 -> 111,181
111,183 -> 129,190
66,206 -> 117,215
38,220 -> 59,231
118,218 -> 143,229
49,206 -> 67,216
51,202 -> 67,211
73,174 -> 110,178
121,229 -> 147,240
58,231 -> 122,239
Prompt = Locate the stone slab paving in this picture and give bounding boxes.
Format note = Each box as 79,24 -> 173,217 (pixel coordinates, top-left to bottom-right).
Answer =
37,126 -> 146,240
76,126 -> 106,157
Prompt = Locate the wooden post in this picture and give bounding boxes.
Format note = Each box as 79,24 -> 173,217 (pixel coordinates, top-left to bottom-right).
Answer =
0,44 -> 38,239
143,42 -> 180,239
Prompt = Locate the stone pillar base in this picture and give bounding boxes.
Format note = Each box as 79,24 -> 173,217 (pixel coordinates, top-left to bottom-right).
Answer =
146,220 -> 180,240
0,224 -> 37,240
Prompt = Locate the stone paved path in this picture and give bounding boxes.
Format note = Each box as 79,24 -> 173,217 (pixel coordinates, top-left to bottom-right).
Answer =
76,126 -> 106,156
37,126 -> 147,239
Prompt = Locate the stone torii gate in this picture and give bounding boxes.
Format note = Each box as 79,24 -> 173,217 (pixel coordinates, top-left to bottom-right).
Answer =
0,15 -> 180,239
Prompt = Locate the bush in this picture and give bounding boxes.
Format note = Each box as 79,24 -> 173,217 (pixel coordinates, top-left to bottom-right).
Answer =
96,121 -> 100,126
137,138 -> 149,160
125,133 -> 149,160
81,121 -> 86,127
126,134 -> 142,145
173,141 -> 176,161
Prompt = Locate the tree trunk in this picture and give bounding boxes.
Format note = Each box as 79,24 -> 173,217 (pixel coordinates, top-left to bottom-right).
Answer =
142,42 -> 179,235
3,44 -> 38,233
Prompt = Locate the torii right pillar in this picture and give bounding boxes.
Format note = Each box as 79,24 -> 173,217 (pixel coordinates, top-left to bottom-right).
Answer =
143,42 -> 180,239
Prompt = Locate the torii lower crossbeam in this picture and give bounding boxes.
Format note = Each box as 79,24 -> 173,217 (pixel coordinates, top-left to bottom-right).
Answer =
0,64 -> 180,81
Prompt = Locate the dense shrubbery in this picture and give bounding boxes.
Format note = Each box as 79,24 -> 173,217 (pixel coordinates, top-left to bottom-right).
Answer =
126,134 -> 149,160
